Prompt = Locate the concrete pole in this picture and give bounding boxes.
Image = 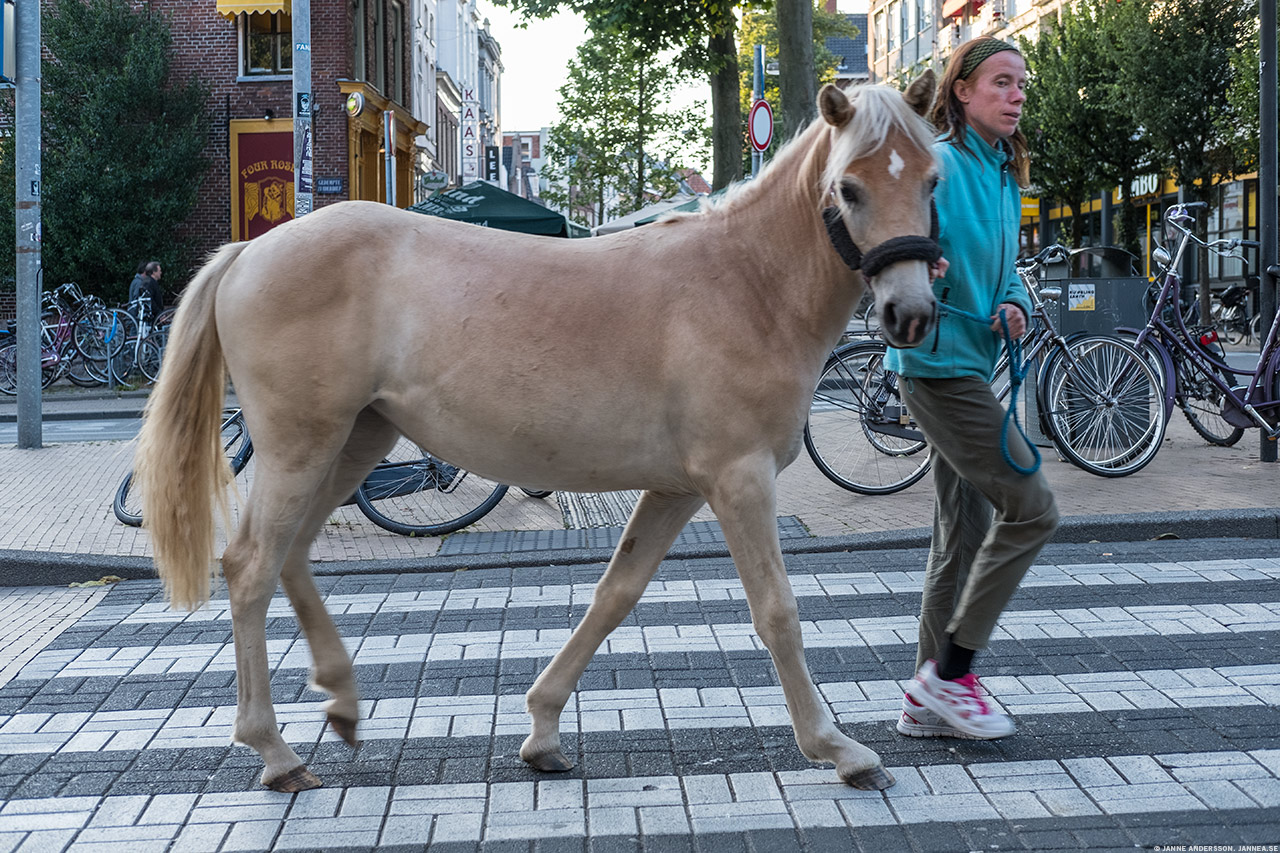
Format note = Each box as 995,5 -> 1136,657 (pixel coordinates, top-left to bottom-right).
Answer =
14,0 -> 41,449
1260,0 -> 1277,462
293,0 -> 313,219
751,45 -> 763,178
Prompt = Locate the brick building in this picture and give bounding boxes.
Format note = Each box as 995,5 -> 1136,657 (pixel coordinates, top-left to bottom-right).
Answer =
151,0 -> 428,258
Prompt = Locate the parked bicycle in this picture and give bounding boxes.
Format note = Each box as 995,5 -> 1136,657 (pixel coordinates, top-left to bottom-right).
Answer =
1123,202 -> 1279,447
114,408 -> 552,536
805,244 -> 1167,494
0,282 -> 119,393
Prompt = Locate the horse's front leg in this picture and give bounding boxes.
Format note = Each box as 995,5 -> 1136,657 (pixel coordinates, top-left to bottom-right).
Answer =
521,491 -> 704,772
707,458 -> 894,790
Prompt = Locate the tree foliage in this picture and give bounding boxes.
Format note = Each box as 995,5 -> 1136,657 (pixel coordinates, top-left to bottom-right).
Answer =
737,4 -> 855,174
1021,0 -> 1154,251
0,0 -> 210,302
1112,0 -> 1254,205
494,0 -> 765,190
539,31 -> 706,226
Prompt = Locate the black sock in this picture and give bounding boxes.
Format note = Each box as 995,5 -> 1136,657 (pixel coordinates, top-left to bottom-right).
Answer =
936,637 -> 976,681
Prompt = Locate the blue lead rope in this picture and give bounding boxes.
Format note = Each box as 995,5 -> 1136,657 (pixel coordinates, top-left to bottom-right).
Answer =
937,305 -> 1042,476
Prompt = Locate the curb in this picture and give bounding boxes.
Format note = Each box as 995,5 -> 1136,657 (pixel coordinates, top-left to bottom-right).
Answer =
4,507 -> 1276,589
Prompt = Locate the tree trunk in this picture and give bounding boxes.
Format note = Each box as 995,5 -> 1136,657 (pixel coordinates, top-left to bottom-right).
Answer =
708,23 -> 742,190
1069,201 -> 1084,249
776,0 -> 816,137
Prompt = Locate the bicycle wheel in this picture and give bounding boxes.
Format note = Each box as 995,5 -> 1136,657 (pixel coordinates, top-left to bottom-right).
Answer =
115,409 -> 252,526
355,437 -> 508,536
1174,349 -> 1244,447
65,348 -> 105,388
0,344 -> 16,395
136,336 -> 164,383
1040,335 -> 1166,477
520,489 -> 553,498
804,340 -> 932,495
73,309 -> 117,364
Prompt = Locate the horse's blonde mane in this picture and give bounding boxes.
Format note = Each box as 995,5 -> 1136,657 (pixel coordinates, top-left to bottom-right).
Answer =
657,82 -> 934,225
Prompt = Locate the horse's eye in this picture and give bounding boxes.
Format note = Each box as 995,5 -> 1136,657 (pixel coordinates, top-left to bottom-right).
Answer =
840,183 -> 860,206
928,176 -> 939,194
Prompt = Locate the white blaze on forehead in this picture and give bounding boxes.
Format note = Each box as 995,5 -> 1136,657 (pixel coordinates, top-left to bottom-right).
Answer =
888,149 -> 905,180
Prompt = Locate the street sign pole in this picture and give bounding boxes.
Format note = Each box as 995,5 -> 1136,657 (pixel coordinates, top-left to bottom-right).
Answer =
14,0 -> 41,449
1260,0 -> 1277,462
751,45 -> 763,178
292,0 -> 313,221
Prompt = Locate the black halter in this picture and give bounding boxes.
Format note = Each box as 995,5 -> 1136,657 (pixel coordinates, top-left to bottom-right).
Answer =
823,201 -> 942,277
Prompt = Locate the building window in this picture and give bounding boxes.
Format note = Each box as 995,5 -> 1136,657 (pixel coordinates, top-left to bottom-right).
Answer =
242,12 -> 292,76
874,10 -> 886,58
353,0 -> 366,81
887,1 -> 899,53
374,0 -> 386,95
391,0 -> 405,105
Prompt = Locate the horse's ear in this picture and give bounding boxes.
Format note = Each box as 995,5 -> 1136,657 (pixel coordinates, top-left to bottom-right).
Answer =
903,69 -> 936,118
818,84 -> 855,129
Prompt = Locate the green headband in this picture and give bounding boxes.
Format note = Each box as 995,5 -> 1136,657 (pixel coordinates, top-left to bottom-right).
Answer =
958,39 -> 1020,80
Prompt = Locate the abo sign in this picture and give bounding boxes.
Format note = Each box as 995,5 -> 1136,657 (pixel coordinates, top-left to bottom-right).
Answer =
749,99 -> 773,152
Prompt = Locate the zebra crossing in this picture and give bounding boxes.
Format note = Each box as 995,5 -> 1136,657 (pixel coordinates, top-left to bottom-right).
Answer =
0,538 -> 1277,851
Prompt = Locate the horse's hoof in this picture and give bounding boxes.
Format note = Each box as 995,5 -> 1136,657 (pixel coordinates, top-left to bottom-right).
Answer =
326,713 -> 360,748
522,749 -> 575,773
264,765 -> 323,793
841,764 -> 895,790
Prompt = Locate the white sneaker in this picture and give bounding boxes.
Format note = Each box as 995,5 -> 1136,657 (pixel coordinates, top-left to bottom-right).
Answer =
909,660 -> 1015,739
896,690 -> 967,738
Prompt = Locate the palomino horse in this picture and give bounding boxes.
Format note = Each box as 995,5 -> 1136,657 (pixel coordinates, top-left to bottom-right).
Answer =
136,74 -> 940,793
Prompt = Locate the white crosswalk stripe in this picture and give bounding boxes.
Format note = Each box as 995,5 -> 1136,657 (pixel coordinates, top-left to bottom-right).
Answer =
0,663 -> 1277,756
96,557 -> 1280,625
1,749 -> 1277,848
19,600 -> 1280,681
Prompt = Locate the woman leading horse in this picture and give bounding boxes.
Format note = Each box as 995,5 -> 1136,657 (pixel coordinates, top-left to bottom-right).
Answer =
136,75 -> 940,793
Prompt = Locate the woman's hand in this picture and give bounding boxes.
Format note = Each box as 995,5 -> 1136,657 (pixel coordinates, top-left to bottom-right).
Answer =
991,302 -> 1027,338
929,257 -> 950,281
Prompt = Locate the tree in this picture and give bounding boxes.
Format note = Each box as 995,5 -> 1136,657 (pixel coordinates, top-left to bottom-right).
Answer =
493,0 -> 765,190
1020,0 -> 1155,252
1113,0 -> 1255,315
0,0 -> 210,302
775,0 -> 816,133
539,31 -> 704,226
737,4 -> 856,173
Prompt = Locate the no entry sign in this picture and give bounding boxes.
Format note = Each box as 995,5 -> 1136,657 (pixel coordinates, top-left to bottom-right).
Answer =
749,99 -> 773,152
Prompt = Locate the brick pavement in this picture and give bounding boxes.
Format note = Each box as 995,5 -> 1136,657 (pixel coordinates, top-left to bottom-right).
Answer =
0,398 -> 1276,568
0,539 -> 1277,851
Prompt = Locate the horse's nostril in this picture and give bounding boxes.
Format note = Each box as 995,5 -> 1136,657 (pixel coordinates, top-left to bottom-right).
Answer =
882,302 -> 898,331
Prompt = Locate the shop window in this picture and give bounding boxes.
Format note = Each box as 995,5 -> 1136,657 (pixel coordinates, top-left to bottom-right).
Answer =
243,12 -> 292,77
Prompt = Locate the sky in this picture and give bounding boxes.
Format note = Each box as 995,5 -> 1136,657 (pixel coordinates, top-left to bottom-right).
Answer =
483,1 -> 869,133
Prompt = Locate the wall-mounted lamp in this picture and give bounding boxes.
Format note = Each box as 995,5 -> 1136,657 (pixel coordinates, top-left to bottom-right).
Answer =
263,108 -> 275,121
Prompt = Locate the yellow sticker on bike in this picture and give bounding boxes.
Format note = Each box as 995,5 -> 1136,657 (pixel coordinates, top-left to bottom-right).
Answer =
1068,283 -> 1096,311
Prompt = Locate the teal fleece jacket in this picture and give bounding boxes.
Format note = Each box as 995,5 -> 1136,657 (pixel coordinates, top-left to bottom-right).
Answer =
884,131 -> 1030,382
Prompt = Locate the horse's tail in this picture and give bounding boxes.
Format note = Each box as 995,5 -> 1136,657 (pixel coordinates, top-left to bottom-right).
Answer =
135,242 -> 248,610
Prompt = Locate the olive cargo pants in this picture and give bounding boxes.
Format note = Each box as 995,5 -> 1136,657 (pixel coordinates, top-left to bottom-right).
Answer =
903,376 -> 1060,669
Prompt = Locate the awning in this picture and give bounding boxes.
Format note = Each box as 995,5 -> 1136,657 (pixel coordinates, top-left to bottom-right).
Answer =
942,0 -> 968,18
216,0 -> 290,18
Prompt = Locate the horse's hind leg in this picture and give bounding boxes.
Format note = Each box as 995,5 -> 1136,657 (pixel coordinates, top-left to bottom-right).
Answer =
223,414 -> 394,793
277,409 -> 399,751
521,490 -> 704,772
706,458 -> 893,790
